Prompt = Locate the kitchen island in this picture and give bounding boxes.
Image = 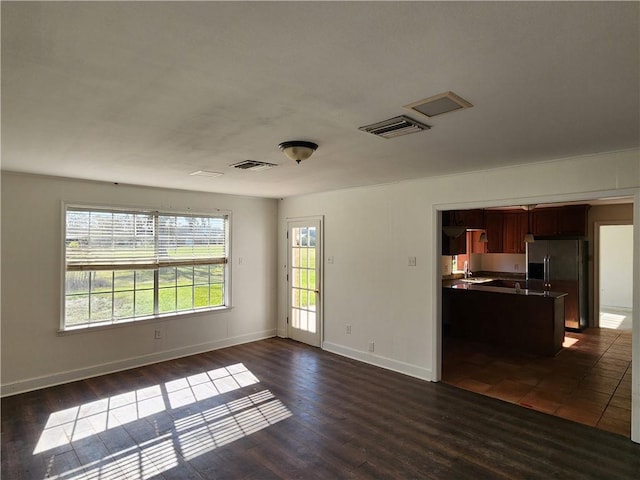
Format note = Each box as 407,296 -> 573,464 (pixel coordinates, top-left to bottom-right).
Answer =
442,283 -> 567,356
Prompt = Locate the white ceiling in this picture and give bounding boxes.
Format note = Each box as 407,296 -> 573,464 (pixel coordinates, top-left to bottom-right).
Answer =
2,2 -> 639,198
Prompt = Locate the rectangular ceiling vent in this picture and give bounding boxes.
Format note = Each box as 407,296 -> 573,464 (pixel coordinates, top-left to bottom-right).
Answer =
358,115 -> 431,139
404,91 -> 473,118
231,160 -> 277,171
190,170 -> 223,178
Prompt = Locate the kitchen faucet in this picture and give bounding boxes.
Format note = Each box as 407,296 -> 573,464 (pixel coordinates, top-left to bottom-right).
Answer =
463,261 -> 471,279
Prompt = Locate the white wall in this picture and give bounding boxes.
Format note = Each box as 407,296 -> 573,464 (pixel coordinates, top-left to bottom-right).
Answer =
1,173 -> 279,395
278,149 -> 640,440
600,225 -> 634,309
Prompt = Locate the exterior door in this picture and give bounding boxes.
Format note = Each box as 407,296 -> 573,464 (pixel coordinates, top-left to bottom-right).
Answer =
288,218 -> 322,347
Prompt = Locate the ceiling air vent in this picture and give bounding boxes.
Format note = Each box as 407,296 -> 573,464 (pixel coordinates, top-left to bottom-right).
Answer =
190,170 -> 223,178
404,91 -> 473,118
358,115 -> 431,139
231,160 -> 277,171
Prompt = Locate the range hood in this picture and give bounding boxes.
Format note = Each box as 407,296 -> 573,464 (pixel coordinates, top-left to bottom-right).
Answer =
443,226 -> 466,238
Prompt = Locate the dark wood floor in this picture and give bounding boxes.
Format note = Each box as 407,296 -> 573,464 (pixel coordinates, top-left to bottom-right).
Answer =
2,338 -> 640,479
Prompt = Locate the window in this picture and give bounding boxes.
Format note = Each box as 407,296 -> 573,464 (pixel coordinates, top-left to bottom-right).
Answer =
64,206 -> 229,329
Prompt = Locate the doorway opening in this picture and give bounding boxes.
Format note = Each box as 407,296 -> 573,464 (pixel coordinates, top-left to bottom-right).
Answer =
597,224 -> 633,331
440,203 -> 635,438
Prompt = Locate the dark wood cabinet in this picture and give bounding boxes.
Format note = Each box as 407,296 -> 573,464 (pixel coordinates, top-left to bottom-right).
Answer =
442,230 -> 466,255
468,230 -> 487,254
532,205 -> 589,237
558,205 -> 589,236
443,286 -> 565,356
443,205 -> 588,255
460,209 -> 484,229
483,210 -> 528,254
442,209 -> 483,254
502,212 -> 528,253
443,209 -> 484,229
532,209 -> 557,236
485,212 -> 503,253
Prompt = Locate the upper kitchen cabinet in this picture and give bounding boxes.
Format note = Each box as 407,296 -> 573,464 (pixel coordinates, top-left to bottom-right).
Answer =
442,209 -> 481,255
443,209 -> 484,229
484,212 -> 503,253
532,205 -> 589,237
502,211 -> 528,253
442,230 -> 467,255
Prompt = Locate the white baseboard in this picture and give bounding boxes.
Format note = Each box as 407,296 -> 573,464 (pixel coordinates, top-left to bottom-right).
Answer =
322,341 -> 433,382
1,329 -> 277,397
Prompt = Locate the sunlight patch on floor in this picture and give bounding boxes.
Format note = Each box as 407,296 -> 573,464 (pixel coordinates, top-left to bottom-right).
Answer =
600,310 -> 632,330
35,360 -> 292,480
33,363 -> 258,455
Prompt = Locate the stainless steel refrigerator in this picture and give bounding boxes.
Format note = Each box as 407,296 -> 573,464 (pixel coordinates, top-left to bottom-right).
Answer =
526,239 -> 588,331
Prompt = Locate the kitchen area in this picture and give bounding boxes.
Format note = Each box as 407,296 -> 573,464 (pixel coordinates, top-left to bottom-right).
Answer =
441,203 -> 633,437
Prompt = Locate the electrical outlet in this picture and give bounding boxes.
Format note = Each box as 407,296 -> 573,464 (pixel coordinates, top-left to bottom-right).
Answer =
368,341 -> 375,352
408,256 -> 417,267
346,324 -> 352,334
154,329 -> 161,340
327,256 -> 334,264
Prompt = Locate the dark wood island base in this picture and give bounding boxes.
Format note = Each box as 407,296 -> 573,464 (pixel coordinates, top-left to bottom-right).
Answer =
443,284 -> 567,356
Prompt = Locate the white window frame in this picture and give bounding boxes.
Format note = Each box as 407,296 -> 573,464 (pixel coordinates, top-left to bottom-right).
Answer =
61,203 -> 231,331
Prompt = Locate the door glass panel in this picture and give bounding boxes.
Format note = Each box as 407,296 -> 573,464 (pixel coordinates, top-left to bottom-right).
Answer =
290,225 -> 318,336
308,311 -> 316,334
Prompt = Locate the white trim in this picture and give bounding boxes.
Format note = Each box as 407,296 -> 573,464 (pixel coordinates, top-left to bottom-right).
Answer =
62,200 -> 233,218
1,330 -> 276,398
323,342 -> 433,382
632,193 -> 640,443
432,208 -> 443,382
286,216 -> 323,348
56,305 -> 232,335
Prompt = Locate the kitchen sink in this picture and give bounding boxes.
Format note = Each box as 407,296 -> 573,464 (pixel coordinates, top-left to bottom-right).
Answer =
459,277 -> 494,284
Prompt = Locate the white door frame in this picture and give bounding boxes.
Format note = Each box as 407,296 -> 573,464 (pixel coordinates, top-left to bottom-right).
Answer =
286,216 -> 323,347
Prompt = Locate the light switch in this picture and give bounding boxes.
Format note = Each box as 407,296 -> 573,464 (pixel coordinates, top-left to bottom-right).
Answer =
408,256 -> 417,266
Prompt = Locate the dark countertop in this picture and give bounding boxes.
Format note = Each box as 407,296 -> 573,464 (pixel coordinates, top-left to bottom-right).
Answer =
443,282 -> 567,298
442,271 -> 526,282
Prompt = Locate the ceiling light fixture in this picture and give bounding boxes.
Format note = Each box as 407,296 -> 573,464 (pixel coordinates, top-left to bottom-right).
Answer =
278,141 -> 318,164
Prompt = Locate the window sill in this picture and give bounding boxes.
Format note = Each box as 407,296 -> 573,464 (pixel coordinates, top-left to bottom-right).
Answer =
57,306 -> 232,335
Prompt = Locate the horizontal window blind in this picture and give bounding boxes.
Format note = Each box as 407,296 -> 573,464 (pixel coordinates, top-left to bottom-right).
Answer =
66,209 -> 156,270
66,208 -> 228,271
157,214 -> 227,267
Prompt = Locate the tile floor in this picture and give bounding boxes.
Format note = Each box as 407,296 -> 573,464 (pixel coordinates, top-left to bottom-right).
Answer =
442,328 -> 632,437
